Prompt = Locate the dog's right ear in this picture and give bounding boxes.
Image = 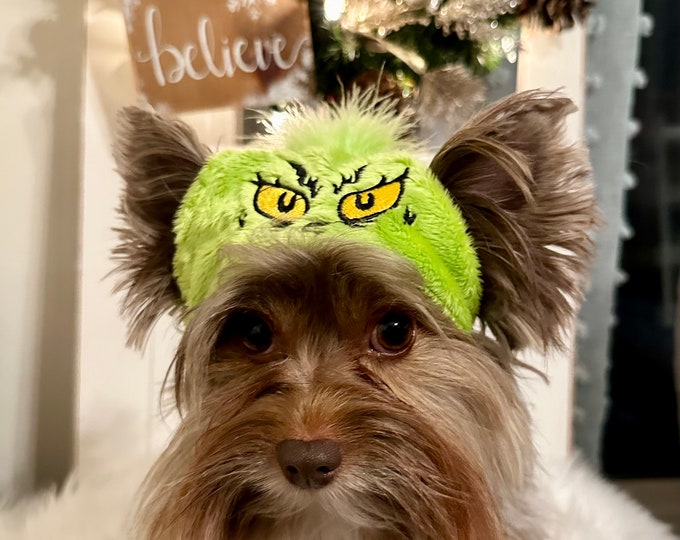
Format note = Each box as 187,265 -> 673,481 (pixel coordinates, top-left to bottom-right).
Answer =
429,91 -> 597,353
113,107 -> 209,347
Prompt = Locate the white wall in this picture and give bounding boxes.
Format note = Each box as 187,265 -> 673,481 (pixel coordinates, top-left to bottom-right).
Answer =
516,24 -> 587,462
79,1 -> 172,469
78,1 -> 239,470
0,0 -> 85,496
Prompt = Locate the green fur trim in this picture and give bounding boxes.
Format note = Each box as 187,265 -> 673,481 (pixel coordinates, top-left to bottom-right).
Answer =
173,97 -> 481,330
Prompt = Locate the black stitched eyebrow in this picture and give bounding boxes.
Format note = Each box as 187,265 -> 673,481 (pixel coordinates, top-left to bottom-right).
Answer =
381,167 -> 410,185
287,161 -> 321,198
333,165 -> 367,194
395,167 -> 410,182
288,162 -> 306,179
252,172 -> 279,187
252,173 -> 300,193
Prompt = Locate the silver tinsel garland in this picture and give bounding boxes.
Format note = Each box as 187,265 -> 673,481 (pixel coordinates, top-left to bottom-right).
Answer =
326,0 -> 520,144
340,0 -> 519,40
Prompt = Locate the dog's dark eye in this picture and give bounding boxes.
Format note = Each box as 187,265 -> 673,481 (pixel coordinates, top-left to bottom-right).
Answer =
217,311 -> 273,354
370,311 -> 415,355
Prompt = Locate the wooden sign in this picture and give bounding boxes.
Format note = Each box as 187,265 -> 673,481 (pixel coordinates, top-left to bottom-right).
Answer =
123,0 -> 315,112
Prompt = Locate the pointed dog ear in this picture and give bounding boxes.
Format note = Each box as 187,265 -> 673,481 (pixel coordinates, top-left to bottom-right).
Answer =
113,107 -> 209,348
430,90 -> 598,352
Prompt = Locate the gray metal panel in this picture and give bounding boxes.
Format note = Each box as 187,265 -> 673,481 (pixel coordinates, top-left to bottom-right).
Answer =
575,0 -> 645,466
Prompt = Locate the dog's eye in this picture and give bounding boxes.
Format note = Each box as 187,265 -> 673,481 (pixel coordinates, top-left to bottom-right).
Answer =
217,311 -> 273,354
370,311 -> 415,355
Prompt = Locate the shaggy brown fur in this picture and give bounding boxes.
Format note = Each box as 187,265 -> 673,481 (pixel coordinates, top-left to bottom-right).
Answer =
135,243 -> 529,540
113,107 -> 208,347
430,90 -> 598,352
112,91 -> 598,539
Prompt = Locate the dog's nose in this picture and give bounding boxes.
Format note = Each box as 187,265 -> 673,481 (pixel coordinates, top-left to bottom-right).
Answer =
276,439 -> 343,489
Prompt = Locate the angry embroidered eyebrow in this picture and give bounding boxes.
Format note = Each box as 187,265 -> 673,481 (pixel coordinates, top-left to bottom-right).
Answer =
333,165 -> 367,194
287,161 -> 321,198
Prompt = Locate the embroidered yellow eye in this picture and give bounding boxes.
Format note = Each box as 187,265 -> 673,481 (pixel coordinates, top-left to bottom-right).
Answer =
337,171 -> 407,224
253,180 -> 309,222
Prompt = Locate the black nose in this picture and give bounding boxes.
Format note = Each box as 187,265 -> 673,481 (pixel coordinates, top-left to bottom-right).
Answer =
276,439 -> 343,489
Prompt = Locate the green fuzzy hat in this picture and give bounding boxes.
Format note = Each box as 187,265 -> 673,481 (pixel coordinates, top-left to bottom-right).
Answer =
115,90 -> 596,351
173,96 -> 481,330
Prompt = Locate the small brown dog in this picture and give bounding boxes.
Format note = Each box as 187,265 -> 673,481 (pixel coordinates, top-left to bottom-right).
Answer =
113,91 -> 597,539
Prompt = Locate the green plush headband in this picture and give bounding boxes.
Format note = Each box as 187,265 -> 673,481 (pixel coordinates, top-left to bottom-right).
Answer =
173,98 -> 481,330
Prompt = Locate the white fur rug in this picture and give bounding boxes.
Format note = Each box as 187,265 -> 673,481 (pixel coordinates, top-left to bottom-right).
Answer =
1,451 -> 677,539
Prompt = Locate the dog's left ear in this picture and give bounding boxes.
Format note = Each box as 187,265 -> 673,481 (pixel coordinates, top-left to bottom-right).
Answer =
113,108 -> 209,347
430,90 -> 598,351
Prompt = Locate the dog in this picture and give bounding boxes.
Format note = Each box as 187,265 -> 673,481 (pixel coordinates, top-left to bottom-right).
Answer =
112,90 -> 598,539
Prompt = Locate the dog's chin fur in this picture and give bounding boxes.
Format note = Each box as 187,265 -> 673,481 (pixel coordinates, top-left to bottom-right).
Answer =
133,241 -> 537,540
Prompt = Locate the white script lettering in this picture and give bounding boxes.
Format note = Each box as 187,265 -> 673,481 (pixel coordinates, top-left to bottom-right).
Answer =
136,5 -> 310,87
